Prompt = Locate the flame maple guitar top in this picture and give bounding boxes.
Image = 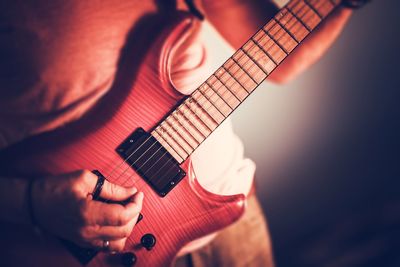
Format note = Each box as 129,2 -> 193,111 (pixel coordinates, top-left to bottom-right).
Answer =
0,13 -> 245,267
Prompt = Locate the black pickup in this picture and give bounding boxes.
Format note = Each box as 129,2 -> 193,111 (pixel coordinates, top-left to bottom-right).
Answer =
116,128 -> 186,197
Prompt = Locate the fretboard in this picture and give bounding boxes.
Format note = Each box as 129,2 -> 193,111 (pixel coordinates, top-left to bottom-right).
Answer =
151,0 -> 341,163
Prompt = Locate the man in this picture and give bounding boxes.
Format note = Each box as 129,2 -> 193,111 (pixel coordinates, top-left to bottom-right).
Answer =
0,0 -> 361,266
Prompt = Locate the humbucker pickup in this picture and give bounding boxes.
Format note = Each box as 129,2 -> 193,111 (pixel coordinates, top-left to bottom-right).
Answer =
116,128 -> 186,197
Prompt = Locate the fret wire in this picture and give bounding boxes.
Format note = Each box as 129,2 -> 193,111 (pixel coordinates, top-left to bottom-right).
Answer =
181,100 -> 213,133
274,16 -> 300,45
204,80 -> 235,110
262,27 -> 288,56
251,37 -> 279,66
175,104 -> 207,140
303,0 -> 323,19
309,0 -> 335,17
170,112 -> 200,146
155,0 -> 340,162
216,70 -> 250,101
286,4 -> 312,32
230,56 -> 258,85
155,126 -> 188,159
280,7 -> 310,43
164,118 -> 195,151
152,131 -> 183,163
159,123 -> 191,156
270,19 -> 294,54
188,95 -> 220,127
243,42 -> 274,75
239,47 -> 268,76
213,74 -> 242,102
234,50 -> 267,84
196,89 -> 227,118
221,65 -> 250,93
187,95 -> 220,127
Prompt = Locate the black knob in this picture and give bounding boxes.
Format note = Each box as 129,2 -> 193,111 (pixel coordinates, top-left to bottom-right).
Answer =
121,252 -> 137,266
140,233 -> 156,250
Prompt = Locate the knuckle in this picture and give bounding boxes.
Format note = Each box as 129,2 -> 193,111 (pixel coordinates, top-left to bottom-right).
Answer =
122,225 -> 133,237
118,211 -> 130,225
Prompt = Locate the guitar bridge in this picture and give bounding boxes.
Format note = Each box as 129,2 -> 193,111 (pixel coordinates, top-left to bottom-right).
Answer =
116,128 -> 186,197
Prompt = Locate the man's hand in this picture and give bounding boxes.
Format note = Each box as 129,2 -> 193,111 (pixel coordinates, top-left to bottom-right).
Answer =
31,170 -> 143,252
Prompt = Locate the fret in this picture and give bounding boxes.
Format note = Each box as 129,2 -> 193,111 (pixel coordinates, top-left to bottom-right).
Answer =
288,0 -> 321,30
277,8 -> 308,42
308,0 -> 335,18
212,74 -> 242,103
181,99 -> 215,135
234,49 -> 267,84
164,117 -> 196,153
191,90 -> 225,125
154,127 -> 188,161
149,0 -> 342,163
151,131 -> 183,163
274,15 -> 300,46
304,0 -> 323,19
286,6 -> 311,39
173,106 -> 206,143
239,47 -> 268,76
254,30 -> 286,64
249,37 -> 279,68
205,79 -> 236,110
215,68 -> 249,101
230,56 -> 258,85
262,26 -> 289,56
158,123 -> 191,157
168,113 -> 199,148
224,58 -> 257,92
201,83 -> 232,116
182,98 -> 218,134
221,65 -> 250,93
267,18 -> 298,54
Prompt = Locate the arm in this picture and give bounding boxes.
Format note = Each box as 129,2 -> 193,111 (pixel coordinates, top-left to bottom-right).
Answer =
201,0 -> 352,83
0,172 -> 143,251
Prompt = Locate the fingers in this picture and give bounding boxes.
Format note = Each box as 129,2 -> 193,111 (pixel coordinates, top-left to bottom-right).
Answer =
87,192 -> 144,226
99,178 -> 137,202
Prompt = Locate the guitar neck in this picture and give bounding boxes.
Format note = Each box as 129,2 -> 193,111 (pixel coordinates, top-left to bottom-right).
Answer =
151,0 -> 341,163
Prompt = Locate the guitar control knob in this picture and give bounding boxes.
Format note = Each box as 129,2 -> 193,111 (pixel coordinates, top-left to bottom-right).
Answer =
140,234 -> 156,250
121,252 -> 137,266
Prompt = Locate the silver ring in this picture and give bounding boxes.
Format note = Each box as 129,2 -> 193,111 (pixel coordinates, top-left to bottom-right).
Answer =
103,240 -> 110,249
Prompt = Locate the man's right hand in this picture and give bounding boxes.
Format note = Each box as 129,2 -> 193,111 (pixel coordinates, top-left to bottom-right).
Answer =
31,170 -> 143,252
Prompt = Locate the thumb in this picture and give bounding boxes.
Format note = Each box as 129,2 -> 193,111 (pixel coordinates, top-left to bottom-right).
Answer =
100,179 -> 137,201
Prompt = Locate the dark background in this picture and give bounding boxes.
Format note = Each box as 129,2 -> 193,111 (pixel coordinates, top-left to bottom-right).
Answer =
232,1 -> 400,266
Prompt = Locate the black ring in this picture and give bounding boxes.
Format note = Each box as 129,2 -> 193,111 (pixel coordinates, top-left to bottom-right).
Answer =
91,172 -> 105,200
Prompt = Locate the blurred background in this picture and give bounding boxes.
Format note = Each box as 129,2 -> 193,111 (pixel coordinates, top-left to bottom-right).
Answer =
231,0 -> 400,266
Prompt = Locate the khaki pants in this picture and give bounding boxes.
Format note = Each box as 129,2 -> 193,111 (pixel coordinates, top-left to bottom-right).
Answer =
174,194 -> 275,267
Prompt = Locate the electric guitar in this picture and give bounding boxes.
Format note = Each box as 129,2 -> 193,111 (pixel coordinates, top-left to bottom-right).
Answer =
0,0 -> 343,266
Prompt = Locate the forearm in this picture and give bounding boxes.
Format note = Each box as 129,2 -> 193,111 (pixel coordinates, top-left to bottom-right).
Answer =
0,177 -> 30,225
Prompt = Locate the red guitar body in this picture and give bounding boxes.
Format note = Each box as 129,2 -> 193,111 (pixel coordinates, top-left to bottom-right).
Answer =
0,13 -> 245,267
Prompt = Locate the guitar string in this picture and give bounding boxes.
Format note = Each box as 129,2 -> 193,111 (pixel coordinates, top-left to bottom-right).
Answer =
121,0 -> 338,245
102,0 -> 311,183
108,0 -> 321,193
106,0 -> 319,193
128,0 -> 323,188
